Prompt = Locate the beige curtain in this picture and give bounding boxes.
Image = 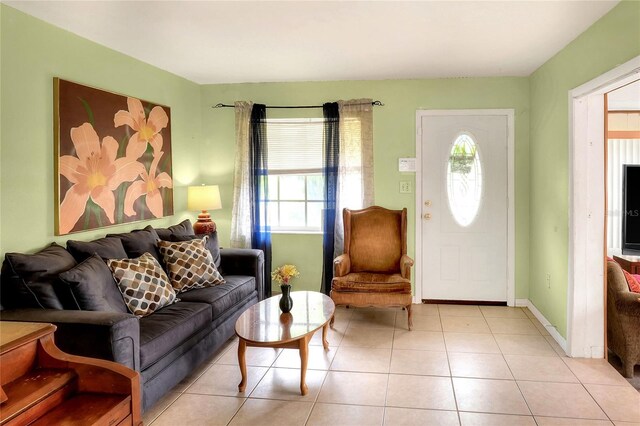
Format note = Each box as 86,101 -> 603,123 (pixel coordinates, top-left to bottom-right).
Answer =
230,101 -> 253,248
334,99 -> 375,256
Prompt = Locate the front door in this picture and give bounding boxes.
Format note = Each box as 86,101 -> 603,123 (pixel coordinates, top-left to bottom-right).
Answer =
420,113 -> 509,302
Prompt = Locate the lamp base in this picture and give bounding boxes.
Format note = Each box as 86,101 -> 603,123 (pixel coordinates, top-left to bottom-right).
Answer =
194,211 -> 217,234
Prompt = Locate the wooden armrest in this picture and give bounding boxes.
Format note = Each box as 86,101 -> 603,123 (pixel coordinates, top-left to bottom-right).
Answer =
37,334 -> 142,425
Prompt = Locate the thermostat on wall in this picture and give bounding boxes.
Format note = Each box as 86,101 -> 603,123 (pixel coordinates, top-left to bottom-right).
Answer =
398,158 -> 416,172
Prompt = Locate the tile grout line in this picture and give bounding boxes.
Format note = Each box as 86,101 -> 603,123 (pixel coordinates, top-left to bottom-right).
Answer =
438,304 -> 464,426
304,307 -> 353,425
491,312 -> 536,420
580,382 -> 619,423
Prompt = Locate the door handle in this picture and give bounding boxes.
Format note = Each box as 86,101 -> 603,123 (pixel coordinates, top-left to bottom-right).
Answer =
423,213 -> 432,220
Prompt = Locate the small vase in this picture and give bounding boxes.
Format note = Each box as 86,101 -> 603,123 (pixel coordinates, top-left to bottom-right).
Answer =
279,284 -> 293,313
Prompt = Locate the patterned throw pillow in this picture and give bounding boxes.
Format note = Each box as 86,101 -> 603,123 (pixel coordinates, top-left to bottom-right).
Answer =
157,237 -> 225,292
622,269 -> 640,293
107,252 -> 177,316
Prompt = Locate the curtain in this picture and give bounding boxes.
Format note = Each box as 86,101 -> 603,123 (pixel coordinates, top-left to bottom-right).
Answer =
321,102 -> 340,295
607,138 -> 640,251
230,101 -> 253,249
333,99 -> 375,258
249,104 -> 272,298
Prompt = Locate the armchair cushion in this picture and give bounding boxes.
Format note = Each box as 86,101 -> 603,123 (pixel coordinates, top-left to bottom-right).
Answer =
332,273 -> 411,294
347,208 -> 404,273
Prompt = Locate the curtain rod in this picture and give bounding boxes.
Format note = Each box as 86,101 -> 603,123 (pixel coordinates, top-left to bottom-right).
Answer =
211,100 -> 384,109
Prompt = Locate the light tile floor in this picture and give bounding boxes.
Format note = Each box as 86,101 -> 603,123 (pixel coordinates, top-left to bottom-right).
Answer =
145,305 -> 640,426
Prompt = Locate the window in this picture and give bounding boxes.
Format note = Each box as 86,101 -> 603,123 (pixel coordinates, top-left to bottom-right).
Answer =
261,118 -> 325,232
446,133 -> 483,227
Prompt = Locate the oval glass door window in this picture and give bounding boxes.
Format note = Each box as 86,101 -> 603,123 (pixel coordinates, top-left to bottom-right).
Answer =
446,133 -> 482,227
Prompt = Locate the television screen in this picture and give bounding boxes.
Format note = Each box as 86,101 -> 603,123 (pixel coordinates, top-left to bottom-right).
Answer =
623,165 -> 640,253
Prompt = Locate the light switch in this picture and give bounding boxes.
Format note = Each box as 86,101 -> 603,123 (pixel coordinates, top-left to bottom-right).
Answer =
399,158 -> 416,172
400,181 -> 411,193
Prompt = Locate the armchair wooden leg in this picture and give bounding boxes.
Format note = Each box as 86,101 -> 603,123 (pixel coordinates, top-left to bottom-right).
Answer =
406,304 -> 413,331
622,360 -> 634,378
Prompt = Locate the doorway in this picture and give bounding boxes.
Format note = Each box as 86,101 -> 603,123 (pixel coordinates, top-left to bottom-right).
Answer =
415,110 -> 515,305
568,55 -> 640,358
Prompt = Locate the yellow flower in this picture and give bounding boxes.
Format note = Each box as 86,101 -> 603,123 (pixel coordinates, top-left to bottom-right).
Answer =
272,264 -> 299,285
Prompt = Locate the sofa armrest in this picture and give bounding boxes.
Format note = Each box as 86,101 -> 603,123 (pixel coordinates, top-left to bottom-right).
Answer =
333,254 -> 351,278
400,255 -> 414,280
615,291 -> 640,317
220,248 -> 265,300
0,309 -> 140,371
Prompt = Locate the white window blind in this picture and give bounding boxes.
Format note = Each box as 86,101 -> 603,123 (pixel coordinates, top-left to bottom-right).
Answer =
266,118 -> 323,172
263,118 -> 325,232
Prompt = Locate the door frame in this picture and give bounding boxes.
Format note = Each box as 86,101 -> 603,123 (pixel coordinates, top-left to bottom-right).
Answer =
567,55 -> 640,358
414,109 -> 516,305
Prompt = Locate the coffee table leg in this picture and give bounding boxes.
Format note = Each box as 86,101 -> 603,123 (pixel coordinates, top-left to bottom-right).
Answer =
299,336 -> 310,396
238,339 -> 247,392
322,322 -> 330,351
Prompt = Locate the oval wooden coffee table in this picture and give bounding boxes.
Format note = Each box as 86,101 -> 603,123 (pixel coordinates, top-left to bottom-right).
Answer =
235,291 -> 335,395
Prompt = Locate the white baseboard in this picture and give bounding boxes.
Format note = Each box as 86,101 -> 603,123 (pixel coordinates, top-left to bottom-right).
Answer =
521,299 -> 568,354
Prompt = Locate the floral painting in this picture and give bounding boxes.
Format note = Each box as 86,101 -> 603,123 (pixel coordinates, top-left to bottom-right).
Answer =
54,78 -> 173,235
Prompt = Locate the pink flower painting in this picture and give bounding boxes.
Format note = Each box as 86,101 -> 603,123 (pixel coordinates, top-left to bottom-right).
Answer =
114,97 -> 169,159
55,79 -> 173,235
58,123 -> 144,234
124,151 -> 174,219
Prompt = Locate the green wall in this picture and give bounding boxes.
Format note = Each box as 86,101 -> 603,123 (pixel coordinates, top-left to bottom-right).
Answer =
4,1 -> 637,326
529,0 -> 640,337
199,79 -> 531,295
0,5 -> 201,258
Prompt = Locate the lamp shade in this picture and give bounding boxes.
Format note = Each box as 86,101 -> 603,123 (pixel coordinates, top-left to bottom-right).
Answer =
188,185 -> 222,211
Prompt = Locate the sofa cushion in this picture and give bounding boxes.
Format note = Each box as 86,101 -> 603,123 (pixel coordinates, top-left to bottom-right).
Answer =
178,275 -> 256,318
157,237 -> 224,293
155,219 -> 194,241
331,273 -> 411,294
1,243 -> 76,309
108,226 -> 162,265
58,254 -> 128,312
139,301 -> 212,369
67,237 -> 128,262
107,253 -> 178,317
170,232 -> 221,269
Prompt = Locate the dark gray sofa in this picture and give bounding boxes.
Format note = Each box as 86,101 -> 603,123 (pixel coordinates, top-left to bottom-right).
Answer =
0,222 -> 264,411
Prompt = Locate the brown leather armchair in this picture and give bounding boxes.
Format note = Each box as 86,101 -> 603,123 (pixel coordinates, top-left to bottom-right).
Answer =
330,206 -> 414,330
607,260 -> 640,377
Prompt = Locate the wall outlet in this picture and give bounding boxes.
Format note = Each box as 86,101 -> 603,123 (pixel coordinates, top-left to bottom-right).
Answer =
400,181 -> 411,193
546,273 -> 551,289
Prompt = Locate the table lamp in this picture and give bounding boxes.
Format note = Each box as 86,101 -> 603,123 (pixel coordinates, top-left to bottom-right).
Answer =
187,184 -> 222,234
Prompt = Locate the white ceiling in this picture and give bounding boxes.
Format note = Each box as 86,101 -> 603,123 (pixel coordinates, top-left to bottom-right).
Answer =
5,0 -> 619,84
608,80 -> 640,111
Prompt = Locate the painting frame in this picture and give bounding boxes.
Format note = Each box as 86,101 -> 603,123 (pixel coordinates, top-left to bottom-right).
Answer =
54,78 -> 174,236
